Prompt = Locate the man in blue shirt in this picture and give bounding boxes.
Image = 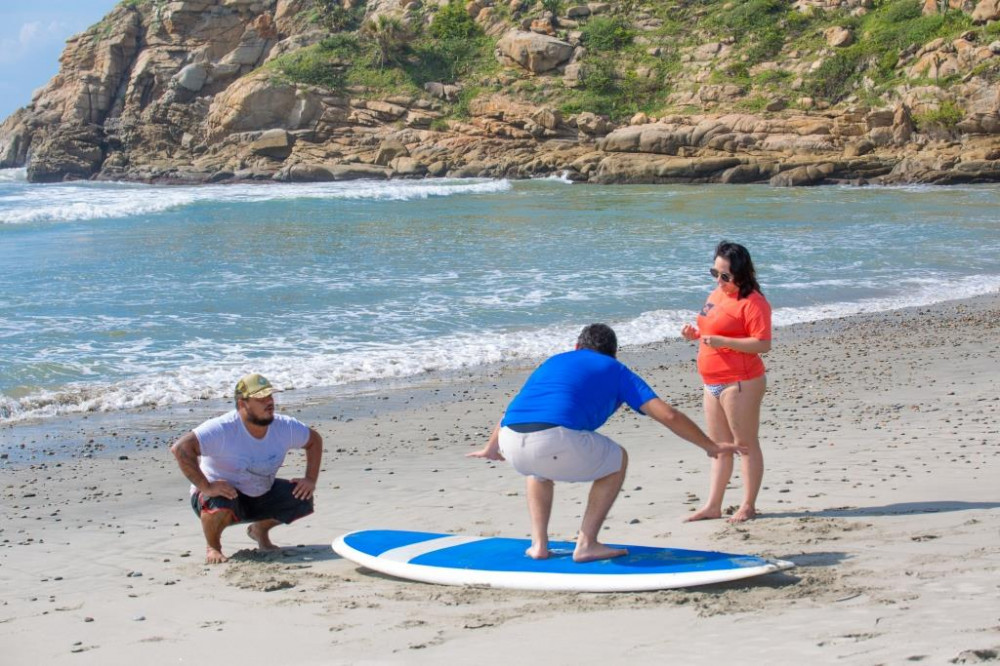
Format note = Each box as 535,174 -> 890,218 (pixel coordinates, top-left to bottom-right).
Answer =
469,324 -> 740,563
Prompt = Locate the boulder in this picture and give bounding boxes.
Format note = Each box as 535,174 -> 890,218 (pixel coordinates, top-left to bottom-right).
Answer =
720,163 -> 773,183
375,138 -> 409,166
893,105 -> 914,144
284,163 -> 391,182
598,126 -> 655,153
405,109 -> 437,129
868,126 -> 895,146
250,129 -> 294,159
824,26 -> 854,47
575,112 -> 611,136
448,161 -> 490,177
424,82 -> 460,102
885,156 -> 934,182
495,30 -> 574,73
592,153 -> 741,183
866,109 -> 895,129
326,164 -> 391,180
907,51 -> 962,79
697,84 -> 746,104
206,75 -> 322,140
530,17 -> 556,35
26,126 -> 105,182
972,0 -> 1000,21
175,64 -> 208,92
562,62 -> 583,87
0,112 -> 30,168
282,163 -> 333,182
844,139 -> 875,157
531,108 -> 562,131
390,156 -> 427,176
769,163 -> 836,186
693,42 -> 722,61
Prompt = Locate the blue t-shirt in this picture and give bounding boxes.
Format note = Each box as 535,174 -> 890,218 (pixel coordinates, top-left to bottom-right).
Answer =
501,349 -> 658,431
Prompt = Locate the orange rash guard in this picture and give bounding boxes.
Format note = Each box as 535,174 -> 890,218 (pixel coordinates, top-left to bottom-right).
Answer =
695,287 -> 772,384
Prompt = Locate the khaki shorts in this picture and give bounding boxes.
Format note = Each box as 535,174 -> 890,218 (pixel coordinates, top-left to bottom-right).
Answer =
498,426 -> 624,483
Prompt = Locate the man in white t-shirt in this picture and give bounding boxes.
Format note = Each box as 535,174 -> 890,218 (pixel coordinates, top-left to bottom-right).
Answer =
171,373 -> 324,564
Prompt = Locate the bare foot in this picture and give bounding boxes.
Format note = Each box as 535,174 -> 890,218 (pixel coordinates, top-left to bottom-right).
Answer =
247,524 -> 279,551
573,543 -> 628,563
525,544 -> 551,560
727,506 -> 757,523
683,506 -> 723,522
205,547 -> 228,564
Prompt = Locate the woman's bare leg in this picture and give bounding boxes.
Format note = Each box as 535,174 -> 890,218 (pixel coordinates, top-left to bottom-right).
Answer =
719,375 -> 766,522
684,389 -> 735,522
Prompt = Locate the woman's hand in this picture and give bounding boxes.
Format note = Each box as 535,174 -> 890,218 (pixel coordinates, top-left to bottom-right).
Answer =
681,323 -> 700,341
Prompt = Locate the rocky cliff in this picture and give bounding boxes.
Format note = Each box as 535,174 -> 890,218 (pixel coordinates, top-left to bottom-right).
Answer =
2,0 -> 1000,185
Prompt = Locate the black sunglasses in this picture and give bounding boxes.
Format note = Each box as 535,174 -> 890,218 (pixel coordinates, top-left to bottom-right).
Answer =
710,268 -> 733,283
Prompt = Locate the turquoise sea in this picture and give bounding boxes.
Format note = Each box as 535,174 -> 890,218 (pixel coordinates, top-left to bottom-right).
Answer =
1,166 -> 999,423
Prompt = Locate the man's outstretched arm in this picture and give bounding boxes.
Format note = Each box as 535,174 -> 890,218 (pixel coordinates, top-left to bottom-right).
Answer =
640,398 -> 745,458
467,421 -> 504,460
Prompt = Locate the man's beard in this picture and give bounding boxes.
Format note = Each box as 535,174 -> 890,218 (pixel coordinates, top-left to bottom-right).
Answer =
246,413 -> 274,427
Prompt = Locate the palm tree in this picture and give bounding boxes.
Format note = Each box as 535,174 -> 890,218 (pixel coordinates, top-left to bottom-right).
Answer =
361,15 -> 411,69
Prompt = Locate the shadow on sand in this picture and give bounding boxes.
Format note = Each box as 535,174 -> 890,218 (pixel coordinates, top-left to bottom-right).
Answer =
763,500 -> 1000,519
228,543 -> 342,564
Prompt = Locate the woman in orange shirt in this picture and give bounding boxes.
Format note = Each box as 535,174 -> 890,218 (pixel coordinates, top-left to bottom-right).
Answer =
681,241 -> 771,523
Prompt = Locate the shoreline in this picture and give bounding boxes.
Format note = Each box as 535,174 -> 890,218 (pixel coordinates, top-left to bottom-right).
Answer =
3,290 -> 996,467
2,293 -> 998,663
8,164 -> 1000,187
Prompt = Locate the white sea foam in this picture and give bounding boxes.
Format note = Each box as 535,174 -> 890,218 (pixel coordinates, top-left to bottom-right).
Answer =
3,274 -> 997,423
0,168 -> 27,182
772,275 -> 1000,326
0,178 -> 512,225
539,171 -> 575,184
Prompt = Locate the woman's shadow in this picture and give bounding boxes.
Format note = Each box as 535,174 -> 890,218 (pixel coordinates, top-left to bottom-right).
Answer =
765,500 -> 1000,519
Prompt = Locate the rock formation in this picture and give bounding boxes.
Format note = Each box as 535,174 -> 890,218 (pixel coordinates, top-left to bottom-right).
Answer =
1,0 -> 999,185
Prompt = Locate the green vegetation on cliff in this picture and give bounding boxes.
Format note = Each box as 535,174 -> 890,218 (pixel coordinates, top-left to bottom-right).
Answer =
270,0 -> 496,102
268,0 -> 995,123
804,2 -> 973,103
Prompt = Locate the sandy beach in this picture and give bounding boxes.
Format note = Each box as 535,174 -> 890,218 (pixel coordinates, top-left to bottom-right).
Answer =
2,293 -> 998,665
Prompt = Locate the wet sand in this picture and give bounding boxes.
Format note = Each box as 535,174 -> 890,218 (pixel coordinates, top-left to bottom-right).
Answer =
2,293 -> 998,664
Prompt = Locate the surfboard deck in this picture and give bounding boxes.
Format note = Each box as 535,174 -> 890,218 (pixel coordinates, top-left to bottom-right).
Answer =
332,529 -> 795,592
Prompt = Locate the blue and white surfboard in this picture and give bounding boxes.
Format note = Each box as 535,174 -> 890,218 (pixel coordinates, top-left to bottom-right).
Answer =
332,529 -> 795,592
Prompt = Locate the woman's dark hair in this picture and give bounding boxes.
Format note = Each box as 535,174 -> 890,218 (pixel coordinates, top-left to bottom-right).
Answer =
577,323 -> 618,358
715,240 -> 761,299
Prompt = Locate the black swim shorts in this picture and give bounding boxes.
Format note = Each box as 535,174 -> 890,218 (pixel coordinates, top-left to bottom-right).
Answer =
190,478 -> 314,525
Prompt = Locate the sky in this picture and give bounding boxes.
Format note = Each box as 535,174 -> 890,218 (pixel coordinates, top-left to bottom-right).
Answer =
0,0 -> 121,122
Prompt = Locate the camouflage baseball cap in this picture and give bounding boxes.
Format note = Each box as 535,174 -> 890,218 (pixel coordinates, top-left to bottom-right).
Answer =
234,373 -> 280,400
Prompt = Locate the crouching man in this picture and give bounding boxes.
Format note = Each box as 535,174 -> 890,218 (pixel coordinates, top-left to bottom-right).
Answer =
468,324 -> 740,563
171,373 -> 323,564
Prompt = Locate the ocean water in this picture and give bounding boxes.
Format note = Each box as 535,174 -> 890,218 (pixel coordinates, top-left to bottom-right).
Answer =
1,166 -> 999,423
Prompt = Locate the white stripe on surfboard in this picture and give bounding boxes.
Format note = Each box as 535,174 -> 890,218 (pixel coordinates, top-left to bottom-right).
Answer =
378,535 -> 485,563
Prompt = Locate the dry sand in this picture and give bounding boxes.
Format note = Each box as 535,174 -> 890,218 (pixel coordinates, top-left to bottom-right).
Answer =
2,294 -> 998,665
